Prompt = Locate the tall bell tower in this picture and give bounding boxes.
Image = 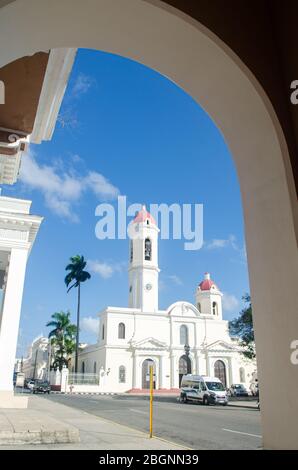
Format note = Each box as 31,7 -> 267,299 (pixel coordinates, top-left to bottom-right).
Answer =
128,206 -> 160,312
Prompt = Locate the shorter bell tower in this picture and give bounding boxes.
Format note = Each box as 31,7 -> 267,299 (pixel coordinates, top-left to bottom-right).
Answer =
196,272 -> 223,319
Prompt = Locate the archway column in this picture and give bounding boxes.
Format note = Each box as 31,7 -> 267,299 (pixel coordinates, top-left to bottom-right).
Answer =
0,197 -> 42,408
0,248 -> 29,408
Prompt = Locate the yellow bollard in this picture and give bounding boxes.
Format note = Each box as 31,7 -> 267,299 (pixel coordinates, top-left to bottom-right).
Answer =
149,365 -> 153,438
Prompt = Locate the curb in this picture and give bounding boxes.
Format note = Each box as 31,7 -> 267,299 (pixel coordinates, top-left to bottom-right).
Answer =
228,403 -> 259,410
0,428 -> 80,446
50,392 -> 118,396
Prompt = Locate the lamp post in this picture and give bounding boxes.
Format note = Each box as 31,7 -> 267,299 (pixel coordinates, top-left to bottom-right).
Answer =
184,344 -> 191,374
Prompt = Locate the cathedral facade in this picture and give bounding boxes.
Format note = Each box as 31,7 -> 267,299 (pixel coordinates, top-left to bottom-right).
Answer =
78,206 -> 256,392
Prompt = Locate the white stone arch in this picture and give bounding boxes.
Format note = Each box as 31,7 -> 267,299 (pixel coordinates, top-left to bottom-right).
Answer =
210,357 -> 229,387
176,352 -> 194,371
138,356 -> 158,389
167,301 -> 200,317
0,0 -> 297,448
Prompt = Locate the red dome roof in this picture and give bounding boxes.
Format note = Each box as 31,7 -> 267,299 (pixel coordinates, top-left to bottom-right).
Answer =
198,273 -> 218,291
133,206 -> 156,225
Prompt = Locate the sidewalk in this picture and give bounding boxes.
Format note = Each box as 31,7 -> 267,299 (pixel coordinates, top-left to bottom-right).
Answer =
0,395 -> 187,450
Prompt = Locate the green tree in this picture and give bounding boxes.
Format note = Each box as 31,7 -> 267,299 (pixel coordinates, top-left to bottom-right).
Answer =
46,311 -> 77,371
229,294 -> 255,359
65,255 -> 91,372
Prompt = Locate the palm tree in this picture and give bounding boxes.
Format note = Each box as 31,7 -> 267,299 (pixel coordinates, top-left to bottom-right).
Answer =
46,311 -> 77,371
65,255 -> 91,373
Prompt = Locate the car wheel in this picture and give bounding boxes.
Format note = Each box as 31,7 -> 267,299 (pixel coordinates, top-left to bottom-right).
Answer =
203,396 -> 209,406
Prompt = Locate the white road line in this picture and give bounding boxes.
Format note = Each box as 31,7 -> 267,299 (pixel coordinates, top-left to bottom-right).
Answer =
222,428 -> 262,438
129,408 -> 148,415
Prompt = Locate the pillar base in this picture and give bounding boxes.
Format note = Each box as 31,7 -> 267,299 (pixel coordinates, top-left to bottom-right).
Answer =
0,391 -> 28,408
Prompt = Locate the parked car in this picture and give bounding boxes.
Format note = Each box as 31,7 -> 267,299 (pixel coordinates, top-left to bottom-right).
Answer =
250,380 -> 259,397
228,383 -> 248,397
25,379 -> 36,391
180,374 -> 228,406
32,380 -> 51,394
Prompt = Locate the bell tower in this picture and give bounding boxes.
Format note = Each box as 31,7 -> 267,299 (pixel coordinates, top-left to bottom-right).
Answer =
128,206 -> 160,312
196,272 -> 223,319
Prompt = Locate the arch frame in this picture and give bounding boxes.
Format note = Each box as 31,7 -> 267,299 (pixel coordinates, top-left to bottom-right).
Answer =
0,0 -> 297,449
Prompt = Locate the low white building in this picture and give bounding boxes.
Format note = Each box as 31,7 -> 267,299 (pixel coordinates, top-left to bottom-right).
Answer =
78,206 -> 256,393
21,335 -> 49,380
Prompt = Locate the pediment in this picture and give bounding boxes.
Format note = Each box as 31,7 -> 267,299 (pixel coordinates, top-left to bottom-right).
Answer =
167,301 -> 199,317
205,340 -> 236,352
130,337 -> 167,350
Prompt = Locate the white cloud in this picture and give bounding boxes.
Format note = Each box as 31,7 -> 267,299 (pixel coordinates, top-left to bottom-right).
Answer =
80,316 -> 99,335
72,73 -> 94,97
168,275 -> 183,286
205,235 -> 236,250
85,171 -> 120,200
20,151 -> 120,222
88,259 -> 123,279
222,293 -> 240,312
204,235 -> 247,264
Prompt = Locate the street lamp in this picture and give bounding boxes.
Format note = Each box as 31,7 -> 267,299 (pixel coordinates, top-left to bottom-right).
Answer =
184,344 -> 191,374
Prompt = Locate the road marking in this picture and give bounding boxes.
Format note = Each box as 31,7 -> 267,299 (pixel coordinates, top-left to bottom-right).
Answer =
129,408 -> 148,415
222,428 -> 262,438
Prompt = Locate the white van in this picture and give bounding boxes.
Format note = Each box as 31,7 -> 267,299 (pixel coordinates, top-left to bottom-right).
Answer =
180,374 -> 228,406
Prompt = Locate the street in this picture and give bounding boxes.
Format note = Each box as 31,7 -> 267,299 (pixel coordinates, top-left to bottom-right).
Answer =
43,394 -> 262,450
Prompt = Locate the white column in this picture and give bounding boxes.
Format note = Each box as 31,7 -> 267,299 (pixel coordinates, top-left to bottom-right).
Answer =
132,352 -> 137,389
159,355 -> 165,389
194,351 -> 200,374
170,353 -> 175,388
0,248 -> 28,396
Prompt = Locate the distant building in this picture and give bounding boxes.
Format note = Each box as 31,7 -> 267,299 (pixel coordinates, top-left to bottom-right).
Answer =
21,335 -> 49,380
77,206 -> 256,392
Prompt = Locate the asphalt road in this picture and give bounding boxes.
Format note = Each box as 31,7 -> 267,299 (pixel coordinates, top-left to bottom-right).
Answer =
43,394 -> 262,450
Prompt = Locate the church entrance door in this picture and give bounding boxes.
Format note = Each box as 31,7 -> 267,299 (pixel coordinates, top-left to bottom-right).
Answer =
214,360 -> 227,387
179,355 -> 191,387
142,358 -> 156,389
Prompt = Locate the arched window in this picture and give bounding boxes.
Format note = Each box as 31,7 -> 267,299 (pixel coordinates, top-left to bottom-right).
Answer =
212,302 -> 218,315
93,361 -> 97,374
102,324 -> 105,340
144,238 -> 152,261
214,360 -> 226,387
239,367 -> 245,383
130,241 -> 133,262
197,302 -> 201,313
180,324 -> 188,345
118,322 -> 125,339
81,361 -> 85,374
119,366 -> 126,383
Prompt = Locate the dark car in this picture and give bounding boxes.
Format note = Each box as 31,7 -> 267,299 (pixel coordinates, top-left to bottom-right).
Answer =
32,380 -> 51,394
228,383 -> 248,397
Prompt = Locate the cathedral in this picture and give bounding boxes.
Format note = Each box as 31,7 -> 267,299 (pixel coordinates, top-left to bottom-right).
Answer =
78,206 -> 256,392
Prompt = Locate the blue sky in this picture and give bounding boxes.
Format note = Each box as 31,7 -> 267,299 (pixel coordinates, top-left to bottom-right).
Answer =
4,49 -> 249,356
